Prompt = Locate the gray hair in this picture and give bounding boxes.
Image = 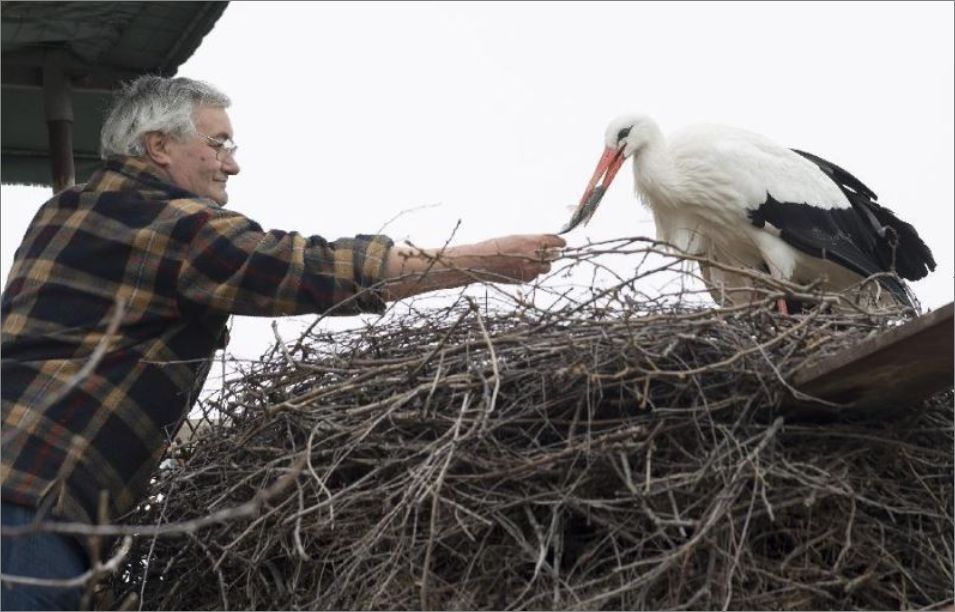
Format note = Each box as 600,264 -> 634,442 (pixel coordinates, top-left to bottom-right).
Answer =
100,75 -> 231,158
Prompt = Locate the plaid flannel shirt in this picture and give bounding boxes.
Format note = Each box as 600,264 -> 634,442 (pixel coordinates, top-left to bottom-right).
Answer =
1,156 -> 392,531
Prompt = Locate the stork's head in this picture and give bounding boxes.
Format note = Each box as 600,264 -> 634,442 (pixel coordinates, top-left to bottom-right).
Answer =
559,114 -> 662,234
604,114 -> 662,158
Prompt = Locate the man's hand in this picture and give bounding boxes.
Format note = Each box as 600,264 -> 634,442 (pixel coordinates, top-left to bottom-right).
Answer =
383,234 -> 566,301
452,234 -> 566,283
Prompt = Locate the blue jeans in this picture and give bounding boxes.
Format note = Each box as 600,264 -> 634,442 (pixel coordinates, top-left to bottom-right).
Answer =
1,502 -> 89,611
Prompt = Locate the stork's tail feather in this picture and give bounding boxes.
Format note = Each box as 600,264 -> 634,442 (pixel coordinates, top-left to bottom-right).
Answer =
861,200 -> 936,281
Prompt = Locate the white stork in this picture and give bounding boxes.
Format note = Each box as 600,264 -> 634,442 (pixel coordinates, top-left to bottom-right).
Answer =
561,115 -> 936,313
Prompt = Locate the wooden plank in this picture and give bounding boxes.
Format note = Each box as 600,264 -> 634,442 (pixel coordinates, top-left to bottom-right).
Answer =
789,302 -> 953,411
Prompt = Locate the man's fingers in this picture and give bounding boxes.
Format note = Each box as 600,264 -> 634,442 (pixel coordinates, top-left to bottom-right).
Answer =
539,246 -> 563,262
532,235 -> 566,262
542,234 -> 567,248
525,260 -> 553,280
469,234 -> 567,283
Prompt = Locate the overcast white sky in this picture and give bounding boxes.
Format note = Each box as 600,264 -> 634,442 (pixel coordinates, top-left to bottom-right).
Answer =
2,1 -> 953,367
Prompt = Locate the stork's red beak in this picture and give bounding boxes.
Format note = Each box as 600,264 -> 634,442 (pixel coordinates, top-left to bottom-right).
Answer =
560,145 -> 627,234
583,145 -> 627,205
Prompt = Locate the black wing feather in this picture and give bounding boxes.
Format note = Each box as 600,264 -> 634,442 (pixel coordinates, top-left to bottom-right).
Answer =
792,149 -> 936,281
747,150 -> 935,307
749,195 -> 912,305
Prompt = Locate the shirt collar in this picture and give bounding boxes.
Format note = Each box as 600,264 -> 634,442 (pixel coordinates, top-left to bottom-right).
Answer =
85,156 -> 200,200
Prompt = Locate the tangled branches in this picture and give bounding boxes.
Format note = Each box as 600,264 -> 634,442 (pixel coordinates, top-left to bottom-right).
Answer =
102,240 -> 951,610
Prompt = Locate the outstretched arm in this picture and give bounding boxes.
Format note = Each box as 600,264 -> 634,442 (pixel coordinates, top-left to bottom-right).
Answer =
382,234 -> 565,301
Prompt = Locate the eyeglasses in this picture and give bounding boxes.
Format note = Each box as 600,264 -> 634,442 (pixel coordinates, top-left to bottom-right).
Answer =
198,132 -> 238,161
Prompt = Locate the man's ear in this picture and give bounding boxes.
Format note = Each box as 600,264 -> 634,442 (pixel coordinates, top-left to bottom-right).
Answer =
143,131 -> 173,167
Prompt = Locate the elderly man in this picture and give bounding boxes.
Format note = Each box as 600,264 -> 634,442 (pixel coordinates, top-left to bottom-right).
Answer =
0,75 -> 564,610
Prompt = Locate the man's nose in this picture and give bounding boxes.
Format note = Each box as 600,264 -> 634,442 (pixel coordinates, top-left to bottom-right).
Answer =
223,156 -> 240,175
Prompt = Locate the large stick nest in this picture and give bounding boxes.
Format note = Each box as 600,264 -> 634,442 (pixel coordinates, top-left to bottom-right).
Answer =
108,240 -> 953,610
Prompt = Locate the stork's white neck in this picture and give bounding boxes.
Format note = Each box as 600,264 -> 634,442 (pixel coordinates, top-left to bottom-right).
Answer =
629,131 -> 719,256
631,133 -> 678,208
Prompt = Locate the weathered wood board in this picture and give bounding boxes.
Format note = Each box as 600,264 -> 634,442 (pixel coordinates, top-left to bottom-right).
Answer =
789,302 -> 954,411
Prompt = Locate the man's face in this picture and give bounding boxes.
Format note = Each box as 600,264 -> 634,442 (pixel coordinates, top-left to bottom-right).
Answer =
163,106 -> 240,206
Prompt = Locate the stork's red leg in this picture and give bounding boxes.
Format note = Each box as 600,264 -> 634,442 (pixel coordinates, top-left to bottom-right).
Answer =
776,298 -> 789,315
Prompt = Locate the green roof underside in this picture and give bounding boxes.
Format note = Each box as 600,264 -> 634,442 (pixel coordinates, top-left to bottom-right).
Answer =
1,1 -> 228,187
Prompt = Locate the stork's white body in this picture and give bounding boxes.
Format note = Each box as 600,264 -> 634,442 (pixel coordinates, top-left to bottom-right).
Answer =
634,123 -> 861,301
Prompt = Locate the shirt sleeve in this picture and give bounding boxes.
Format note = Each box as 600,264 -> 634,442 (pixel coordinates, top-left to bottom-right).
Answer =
173,203 -> 393,317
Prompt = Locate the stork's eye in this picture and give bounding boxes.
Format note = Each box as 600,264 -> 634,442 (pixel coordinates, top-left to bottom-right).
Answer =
616,126 -> 632,144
